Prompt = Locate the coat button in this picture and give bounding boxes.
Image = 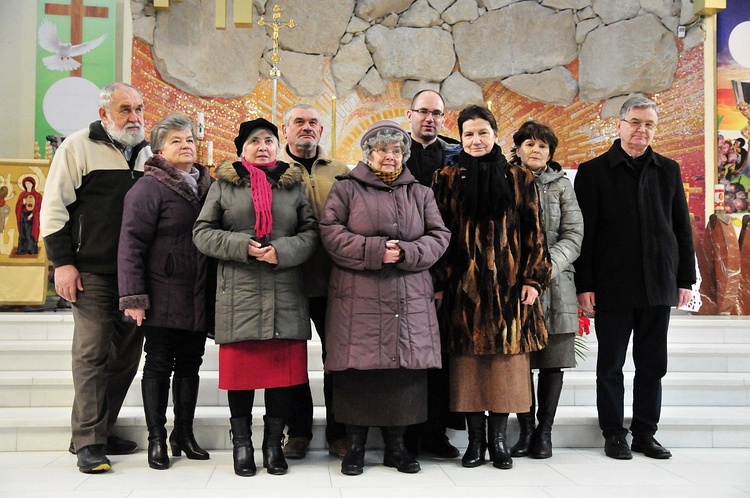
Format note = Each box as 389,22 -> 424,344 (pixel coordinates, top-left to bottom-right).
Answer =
395,313 -> 399,317
390,356 -> 397,361
274,332 -> 279,337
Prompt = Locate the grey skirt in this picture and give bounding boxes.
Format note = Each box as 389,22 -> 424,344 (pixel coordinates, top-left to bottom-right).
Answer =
530,332 -> 576,369
332,368 -> 428,426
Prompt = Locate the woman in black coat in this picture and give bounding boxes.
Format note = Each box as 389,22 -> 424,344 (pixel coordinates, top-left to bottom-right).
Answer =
118,114 -> 213,470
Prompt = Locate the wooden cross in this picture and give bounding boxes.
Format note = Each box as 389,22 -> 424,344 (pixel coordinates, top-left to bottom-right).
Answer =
44,0 -> 109,77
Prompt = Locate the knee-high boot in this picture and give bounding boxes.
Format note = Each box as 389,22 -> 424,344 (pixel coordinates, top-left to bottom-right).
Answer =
341,425 -> 368,476
229,416 -> 256,477
142,378 -> 171,470
488,412 -> 513,469
511,371 -> 536,457
462,413 -> 487,468
381,426 -> 420,473
169,377 -> 209,460
531,370 -> 564,459
262,416 -> 288,475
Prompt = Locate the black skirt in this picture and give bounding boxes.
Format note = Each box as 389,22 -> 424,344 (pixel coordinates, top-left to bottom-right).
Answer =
332,368 -> 427,426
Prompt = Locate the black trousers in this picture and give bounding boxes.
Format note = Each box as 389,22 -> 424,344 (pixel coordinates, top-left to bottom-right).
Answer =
594,306 -> 670,439
285,297 -> 345,443
142,325 -> 207,381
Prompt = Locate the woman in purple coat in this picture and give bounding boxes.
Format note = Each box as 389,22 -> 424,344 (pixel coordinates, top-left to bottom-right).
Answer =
118,115 -> 213,470
320,120 -> 450,476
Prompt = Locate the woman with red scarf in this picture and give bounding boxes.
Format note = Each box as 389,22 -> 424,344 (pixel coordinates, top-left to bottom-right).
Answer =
193,118 -> 319,477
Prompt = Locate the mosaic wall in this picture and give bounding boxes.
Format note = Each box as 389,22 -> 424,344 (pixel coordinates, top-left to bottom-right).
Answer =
132,38 -> 706,223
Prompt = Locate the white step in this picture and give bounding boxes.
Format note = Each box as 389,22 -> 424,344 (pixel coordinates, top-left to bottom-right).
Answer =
1,370 -> 747,408
1,405 -> 748,452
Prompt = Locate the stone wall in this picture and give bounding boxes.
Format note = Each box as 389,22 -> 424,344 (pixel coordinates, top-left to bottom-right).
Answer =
132,0 -> 703,108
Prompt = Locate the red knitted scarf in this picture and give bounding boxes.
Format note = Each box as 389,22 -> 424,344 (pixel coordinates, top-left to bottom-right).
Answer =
241,158 -> 276,239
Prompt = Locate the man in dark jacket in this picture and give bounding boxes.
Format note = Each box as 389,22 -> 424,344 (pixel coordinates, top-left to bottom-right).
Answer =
574,96 -> 695,461
40,82 -> 151,473
403,89 -> 461,459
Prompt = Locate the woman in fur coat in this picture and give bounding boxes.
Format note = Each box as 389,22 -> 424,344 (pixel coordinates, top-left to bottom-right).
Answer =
432,105 -> 551,470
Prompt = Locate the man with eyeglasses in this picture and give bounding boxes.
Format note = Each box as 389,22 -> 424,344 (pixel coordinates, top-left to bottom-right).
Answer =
574,96 -> 695,461
278,103 -> 351,460
403,89 -> 462,460
40,82 -> 152,473
405,90 -> 460,186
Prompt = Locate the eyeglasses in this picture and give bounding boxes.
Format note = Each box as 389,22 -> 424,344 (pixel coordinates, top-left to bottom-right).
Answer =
374,148 -> 403,158
620,119 -> 657,131
411,108 -> 445,118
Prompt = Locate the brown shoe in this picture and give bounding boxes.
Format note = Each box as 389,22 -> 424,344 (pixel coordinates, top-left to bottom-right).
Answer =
328,437 -> 347,459
282,436 -> 310,459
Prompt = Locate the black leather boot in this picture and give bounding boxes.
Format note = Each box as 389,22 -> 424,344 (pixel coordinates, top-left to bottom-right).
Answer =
341,425 -> 368,476
530,370 -> 563,459
461,413 -> 487,468
229,416 -> 256,477
510,412 -> 535,457
382,426 -> 420,473
142,378 -> 170,470
488,412 -> 513,469
170,377 -> 210,460
262,416 -> 288,475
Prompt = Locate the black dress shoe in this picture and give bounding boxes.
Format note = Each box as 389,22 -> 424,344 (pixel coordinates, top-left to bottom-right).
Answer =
631,436 -> 672,459
420,434 -> 460,459
105,435 -> 138,455
69,436 -> 138,455
76,445 -> 111,474
604,435 -> 633,460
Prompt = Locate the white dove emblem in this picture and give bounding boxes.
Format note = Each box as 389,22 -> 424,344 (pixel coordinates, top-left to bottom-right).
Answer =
38,18 -> 106,72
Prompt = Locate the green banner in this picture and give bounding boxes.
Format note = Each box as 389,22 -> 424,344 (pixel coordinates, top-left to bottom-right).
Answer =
35,0 -> 116,158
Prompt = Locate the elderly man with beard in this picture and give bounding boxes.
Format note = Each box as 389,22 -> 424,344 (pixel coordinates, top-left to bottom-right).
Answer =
41,82 -> 151,474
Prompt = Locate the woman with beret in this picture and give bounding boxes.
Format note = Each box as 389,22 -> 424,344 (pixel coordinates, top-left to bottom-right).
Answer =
320,120 -> 450,476
508,121 -> 583,460
432,105 -> 550,470
193,118 -> 319,477
118,114 -> 213,470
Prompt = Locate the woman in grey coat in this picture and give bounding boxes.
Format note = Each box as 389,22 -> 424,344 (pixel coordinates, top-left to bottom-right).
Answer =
320,120 -> 450,476
193,118 -> 319,477
508,121 -> 583,459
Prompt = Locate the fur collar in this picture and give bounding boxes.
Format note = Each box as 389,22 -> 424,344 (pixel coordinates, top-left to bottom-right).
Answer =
144,154 -> 211,203
215,159 -> 302,189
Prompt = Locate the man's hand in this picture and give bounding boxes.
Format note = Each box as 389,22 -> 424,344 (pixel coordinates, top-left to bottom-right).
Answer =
677,288 -> 692,309
520,285 -> 538,305
124,308 -> 146,326
577,292 -> 595,313
54,264 -> 83,303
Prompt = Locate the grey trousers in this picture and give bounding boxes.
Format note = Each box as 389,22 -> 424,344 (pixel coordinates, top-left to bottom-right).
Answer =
70,272 -> 144,449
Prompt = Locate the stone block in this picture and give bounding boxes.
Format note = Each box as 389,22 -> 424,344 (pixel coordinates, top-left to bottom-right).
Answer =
454,3 -> 577,81
578,14 -> 678,102
366,25 -> 455,81
502,66 -> 578,106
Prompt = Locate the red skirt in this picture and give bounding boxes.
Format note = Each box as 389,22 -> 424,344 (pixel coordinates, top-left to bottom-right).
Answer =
218,339 -> 308,390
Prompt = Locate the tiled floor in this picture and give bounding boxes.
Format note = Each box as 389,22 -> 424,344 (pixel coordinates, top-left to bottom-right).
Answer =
1,448 -> 749,498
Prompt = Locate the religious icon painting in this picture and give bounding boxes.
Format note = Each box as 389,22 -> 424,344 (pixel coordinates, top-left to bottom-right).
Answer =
0,159 -> 50,305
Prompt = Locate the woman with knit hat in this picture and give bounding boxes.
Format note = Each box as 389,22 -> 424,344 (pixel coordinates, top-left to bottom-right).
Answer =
320,120 -> 450,476
193,118 -> 319,477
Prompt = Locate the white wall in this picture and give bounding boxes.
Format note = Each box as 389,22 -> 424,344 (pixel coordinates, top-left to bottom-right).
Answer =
0,0 -> 38,159
0,0 -> 131,159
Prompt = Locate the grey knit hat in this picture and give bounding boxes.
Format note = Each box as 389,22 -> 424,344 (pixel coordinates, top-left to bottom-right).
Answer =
359,120 -> 411,150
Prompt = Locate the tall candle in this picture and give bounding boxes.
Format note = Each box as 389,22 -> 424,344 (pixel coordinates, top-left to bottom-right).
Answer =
206,140 -> 214,166
331,95 -> 337,158
197,112 -> 205,139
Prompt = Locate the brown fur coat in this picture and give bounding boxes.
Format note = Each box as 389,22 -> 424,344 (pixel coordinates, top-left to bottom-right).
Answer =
433,146 -> 551,355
